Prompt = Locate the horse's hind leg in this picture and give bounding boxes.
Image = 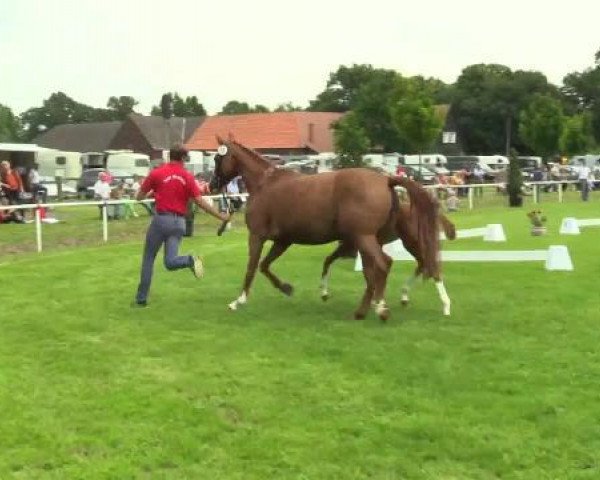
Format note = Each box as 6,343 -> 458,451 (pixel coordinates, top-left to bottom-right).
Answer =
320,242 -> 355,301
356,236 -> 392,321
259,241 -> 293,296
434,276 -> 451,316
229,233 -> 265,310
401,265 -> 422,306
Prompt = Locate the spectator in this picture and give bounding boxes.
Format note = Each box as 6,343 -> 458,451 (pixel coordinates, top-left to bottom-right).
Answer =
577,160 -> 591,201
0,196 -> 25,224
471,164 -> 485,197
0,160 -> 25,205
27,163 -> 48,203
445,190 -> 459,212
93,172 -> 112,219
130,174 -> 154,215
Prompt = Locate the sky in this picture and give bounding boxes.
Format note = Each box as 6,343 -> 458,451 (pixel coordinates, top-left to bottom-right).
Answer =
1,0 -> 599,116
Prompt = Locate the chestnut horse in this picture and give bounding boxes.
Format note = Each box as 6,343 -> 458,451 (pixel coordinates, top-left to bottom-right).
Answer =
209,137 -> 440,320
319,203 -> 456,315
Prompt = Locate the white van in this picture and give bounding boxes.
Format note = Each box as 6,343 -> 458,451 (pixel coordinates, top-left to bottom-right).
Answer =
400,153 -> 449,175
36,149 -> 82,187
105,150 -> 150,177
476,155 -> 509,173
570,154 -> 600,173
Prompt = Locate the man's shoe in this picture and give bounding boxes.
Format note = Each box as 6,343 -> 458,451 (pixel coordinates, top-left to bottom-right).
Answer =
191,255 -> 204,279
131,300 -> 147,308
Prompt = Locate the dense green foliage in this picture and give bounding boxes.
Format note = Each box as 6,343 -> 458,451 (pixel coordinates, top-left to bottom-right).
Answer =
332,112 -> 370,167
518,94 -> 564,159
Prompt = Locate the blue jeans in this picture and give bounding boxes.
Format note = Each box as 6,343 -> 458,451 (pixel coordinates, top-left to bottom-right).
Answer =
135,213 -> 193,303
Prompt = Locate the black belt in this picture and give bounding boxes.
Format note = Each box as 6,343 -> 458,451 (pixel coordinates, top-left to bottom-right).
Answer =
157,211 -> 185,218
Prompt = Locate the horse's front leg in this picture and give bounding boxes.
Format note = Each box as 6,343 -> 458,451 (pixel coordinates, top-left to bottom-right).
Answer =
229,233 -> 264,310
259,241 -> 293,296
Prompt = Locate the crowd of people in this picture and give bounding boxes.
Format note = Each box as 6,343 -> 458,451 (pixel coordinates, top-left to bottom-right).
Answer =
0,160 -> 49,224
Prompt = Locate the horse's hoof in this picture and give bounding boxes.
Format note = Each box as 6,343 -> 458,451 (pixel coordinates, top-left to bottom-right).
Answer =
280,283 -> 294,296
228,302 -> 238,311
378,309 -> 390,322
353,312 -> 366,320
321,293 -> 329,302
400,299 -> 409,307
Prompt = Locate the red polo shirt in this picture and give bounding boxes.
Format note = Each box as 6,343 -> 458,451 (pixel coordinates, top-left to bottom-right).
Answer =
140,162 -> 201,215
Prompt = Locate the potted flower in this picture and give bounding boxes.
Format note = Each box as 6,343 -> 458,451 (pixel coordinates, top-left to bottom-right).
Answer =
527,210 -> 547,236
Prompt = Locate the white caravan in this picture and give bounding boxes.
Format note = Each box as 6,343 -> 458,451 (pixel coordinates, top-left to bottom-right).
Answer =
105,150 -> 150,176
36,149 -> 82,186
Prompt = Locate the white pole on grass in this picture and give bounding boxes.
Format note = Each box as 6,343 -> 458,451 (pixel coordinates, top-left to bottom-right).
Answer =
102,201 -> 108,242
35,206 -> 42,253
533,184 -> 538,204
558,183 -> 563,203
468,186 -> 474,210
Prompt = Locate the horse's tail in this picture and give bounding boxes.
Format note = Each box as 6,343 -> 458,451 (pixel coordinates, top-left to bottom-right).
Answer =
439,213 -> 456,240
388,176 -> 440,278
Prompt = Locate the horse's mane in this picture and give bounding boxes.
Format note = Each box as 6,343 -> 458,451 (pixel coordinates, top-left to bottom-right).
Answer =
233,141 -> 272,167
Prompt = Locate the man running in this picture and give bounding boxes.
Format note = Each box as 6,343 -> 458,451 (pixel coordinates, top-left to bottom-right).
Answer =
134,144 -> 230,307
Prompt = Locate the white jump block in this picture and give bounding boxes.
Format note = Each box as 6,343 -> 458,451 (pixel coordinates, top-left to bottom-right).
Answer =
560,217 -> 580,235
440,224 -> 507,241
483,224 -> 506,242
545,245 -> 574,271
355,242 -> 573,271
561,217 -> 600,234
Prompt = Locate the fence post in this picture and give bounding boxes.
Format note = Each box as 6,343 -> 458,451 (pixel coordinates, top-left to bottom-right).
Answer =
558,183 -> 563,203
533,183 -> 538,204
55,175 -> 63,201
35,205 -> 43,253
102,201 -> 108,242
468,186 -> 474,210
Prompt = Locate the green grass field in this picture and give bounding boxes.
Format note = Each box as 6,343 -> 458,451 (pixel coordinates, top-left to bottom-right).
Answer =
0,195 -> 599,479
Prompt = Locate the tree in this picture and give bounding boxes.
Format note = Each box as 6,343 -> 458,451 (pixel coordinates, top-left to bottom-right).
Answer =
560,114 -> 594,156
107,96 -> 138,120
562,48 -> 600,144
333,113 -> 370,168
20,92 -> 113,140
507,149 -> 523,207
0,104 -> 21,142
352,70 -> 403,151
159,93 -> 173,119
308,64 -> 392,112
452,64 -> 556,154
518,94 -> 564,161
390,78 -> 443,176
172,94 -> 207,117
219,101 -> 270,114
274,102 -> 304,112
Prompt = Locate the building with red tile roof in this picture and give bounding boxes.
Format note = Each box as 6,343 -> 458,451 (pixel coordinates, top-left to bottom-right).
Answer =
185,112 -> 344,155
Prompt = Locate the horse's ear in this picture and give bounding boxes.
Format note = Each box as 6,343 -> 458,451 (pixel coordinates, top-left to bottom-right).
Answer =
227,131 -> 236,143
215,134 -> 225,145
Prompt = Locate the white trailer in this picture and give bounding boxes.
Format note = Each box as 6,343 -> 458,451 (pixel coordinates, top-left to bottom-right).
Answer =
105,150 -> 150,176
36,149 -> 82,186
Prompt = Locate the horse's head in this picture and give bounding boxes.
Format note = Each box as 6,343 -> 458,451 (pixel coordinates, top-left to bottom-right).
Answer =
209,135 -> 239,192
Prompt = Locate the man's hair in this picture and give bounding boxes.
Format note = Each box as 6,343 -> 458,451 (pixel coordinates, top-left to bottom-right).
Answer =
170,144 -> 188,161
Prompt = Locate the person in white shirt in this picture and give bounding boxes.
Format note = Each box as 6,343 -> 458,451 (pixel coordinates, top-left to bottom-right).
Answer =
93,172 -> 113,218
577,161 -> 591,201
27,163 -> 47,203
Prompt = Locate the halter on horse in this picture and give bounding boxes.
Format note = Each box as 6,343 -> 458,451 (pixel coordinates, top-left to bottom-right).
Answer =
210,136 -> 440,321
